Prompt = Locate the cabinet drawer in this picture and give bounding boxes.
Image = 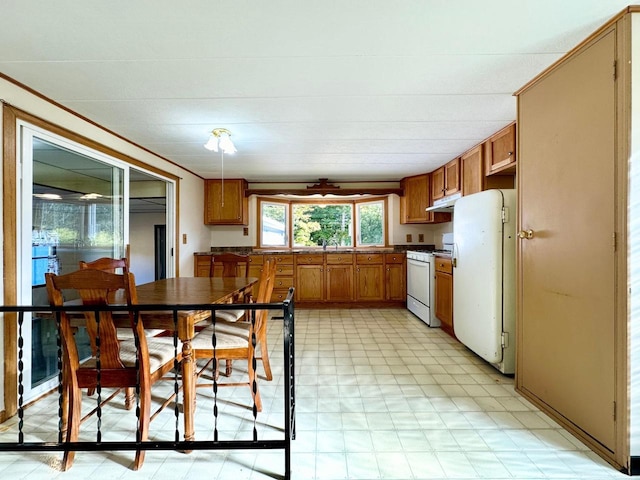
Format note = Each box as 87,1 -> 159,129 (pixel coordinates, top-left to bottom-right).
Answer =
267,254 -> 294,265
384,253 -> 405,264
434,257 -> 453,274
326,253 -> 354,264
356,253 -> 384,264
248,254 -> 263,265
273,276 -> 294,289
271,288 -> 292,302
275,265 -> 294,277
296,254 -> 324,265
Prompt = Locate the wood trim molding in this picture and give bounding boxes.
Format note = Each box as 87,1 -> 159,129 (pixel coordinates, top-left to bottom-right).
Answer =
3,104 -> 18,417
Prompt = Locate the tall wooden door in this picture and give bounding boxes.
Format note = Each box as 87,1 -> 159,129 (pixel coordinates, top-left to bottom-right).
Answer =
517,29 -> 617,451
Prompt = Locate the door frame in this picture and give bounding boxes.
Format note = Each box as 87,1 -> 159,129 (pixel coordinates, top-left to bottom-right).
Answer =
1,104 -> 180,420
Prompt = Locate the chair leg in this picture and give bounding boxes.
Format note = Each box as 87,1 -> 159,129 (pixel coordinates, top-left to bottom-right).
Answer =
60,373 -> 70,435
133,388 -> 151,470
61,385 -> 82,471
258,332 -> 273,381
124,387 -> 135,410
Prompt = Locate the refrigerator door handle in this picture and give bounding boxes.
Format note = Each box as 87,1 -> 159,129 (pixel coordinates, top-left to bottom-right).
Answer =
452,243 -> 458,268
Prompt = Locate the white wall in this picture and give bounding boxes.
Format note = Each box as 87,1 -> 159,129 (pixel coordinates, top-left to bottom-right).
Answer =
129,212 -> 166,284
629,13 -> 640,457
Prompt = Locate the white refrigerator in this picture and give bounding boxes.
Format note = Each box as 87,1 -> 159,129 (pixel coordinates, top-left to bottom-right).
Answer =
453,189 -> 516,374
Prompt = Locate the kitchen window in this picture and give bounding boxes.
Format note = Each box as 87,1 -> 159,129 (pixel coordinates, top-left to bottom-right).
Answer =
258,196 -> 387,249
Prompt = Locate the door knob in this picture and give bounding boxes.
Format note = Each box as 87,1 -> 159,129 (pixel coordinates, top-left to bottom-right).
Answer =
517,229 -> 534,239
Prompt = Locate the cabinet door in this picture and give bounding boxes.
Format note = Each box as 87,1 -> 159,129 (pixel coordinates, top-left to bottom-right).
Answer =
248,254 -> 264,278
204,179 -> 248,225
461,146 -> 483,196
296,265 -> 324,301
326,264 -> 354,301
444,158 -> 460,196
431,167 -> 445,201
355,264 -> 384,301
385,263 -> 405,301
194,254 -> 211,277
434,270 -> 453,336
400,174 -> 429,223
485,123 -> 516,175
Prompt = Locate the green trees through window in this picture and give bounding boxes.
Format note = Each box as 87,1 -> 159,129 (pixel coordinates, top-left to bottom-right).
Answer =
259,198 -> 386,248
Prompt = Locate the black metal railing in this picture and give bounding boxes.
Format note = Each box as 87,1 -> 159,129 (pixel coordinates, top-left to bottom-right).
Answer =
0,287 -> 295,479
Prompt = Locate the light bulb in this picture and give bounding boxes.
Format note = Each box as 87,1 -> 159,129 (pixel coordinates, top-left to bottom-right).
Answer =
204,135 -> 219,152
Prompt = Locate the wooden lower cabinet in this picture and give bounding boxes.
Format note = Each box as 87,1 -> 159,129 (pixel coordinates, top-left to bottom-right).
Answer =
326,254 -> 354,301
196,251 -> 404,306
296,264 -> 324,301
434,257 -> 454,337
355,254 -> 385,301
271,254 -> 294,302
326,265 -> 353,301
385,253 -> 406,301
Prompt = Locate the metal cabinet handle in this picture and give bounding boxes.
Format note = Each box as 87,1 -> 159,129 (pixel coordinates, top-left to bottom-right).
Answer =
517,229 -> 534,239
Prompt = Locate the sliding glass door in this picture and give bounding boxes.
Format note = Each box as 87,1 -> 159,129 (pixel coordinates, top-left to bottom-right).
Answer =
20,125 -> 128,401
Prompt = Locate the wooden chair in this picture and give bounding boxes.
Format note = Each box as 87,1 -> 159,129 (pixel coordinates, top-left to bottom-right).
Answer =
209,252 -> 250,278
191,258 -> 277,411
209,253 -> 251,321
79,256 -> 128,274
45,269 -> 182,471
79,257 -> 165,339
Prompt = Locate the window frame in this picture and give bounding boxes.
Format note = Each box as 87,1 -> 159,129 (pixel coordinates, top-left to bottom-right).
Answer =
355,197 -> 387,247
257,195 -> 388,250
257,198 -> 290,248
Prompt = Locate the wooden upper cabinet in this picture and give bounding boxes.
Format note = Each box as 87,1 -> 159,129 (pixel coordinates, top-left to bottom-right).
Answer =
400,174 -> 429,223
485,122 -> 516,175
401,173 -> 451,224
461,146 -> 484,196
204,179 -> 248,225
431,167 -> 445,201
431,158 -> 460,203
444,158 -> 460,196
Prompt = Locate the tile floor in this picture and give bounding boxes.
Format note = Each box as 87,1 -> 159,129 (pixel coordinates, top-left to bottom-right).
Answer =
0,308 -> 629,479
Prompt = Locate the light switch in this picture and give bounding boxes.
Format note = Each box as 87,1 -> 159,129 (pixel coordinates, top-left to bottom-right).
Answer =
182,233 -> 187,244
406,234 -> 412,243
418,233 -> 424,242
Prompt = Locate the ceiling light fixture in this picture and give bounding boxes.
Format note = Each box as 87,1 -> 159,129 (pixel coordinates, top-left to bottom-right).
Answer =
204,128 -> 236,153
204,128 -> 237,206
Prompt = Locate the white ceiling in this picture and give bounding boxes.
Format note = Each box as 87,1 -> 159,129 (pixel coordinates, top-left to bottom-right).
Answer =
0,1 -> 631,183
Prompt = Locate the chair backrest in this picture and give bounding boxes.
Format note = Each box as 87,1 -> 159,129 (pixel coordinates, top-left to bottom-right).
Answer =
255,257 -> 277,304
79,257 -> 129,274
250,258 -> 277,334
45,269 -> 143,371
210,253 -> 250,278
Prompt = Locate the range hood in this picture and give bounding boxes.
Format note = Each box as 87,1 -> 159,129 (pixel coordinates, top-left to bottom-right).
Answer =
425,192 -> 462,212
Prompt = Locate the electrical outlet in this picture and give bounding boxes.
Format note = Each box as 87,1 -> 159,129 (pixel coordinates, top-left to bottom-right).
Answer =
418,233 -> 424,242
406,234 -> 412,243
243,227 -> 249,236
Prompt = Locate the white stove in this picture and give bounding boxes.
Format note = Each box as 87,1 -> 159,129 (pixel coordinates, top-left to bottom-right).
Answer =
406,233 -> 453,327
406,250 -> 439,327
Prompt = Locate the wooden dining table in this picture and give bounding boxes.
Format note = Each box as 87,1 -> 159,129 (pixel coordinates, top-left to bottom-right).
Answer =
132,276 -> 258,443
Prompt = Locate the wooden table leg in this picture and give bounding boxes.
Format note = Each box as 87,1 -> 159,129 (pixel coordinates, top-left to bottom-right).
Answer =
181,338 -> 195,444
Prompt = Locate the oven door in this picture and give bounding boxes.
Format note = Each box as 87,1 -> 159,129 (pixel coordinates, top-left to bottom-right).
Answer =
407,258 -> 431,306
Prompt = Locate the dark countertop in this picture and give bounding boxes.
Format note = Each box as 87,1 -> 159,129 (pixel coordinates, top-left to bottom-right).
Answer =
194,245 -> 435,256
